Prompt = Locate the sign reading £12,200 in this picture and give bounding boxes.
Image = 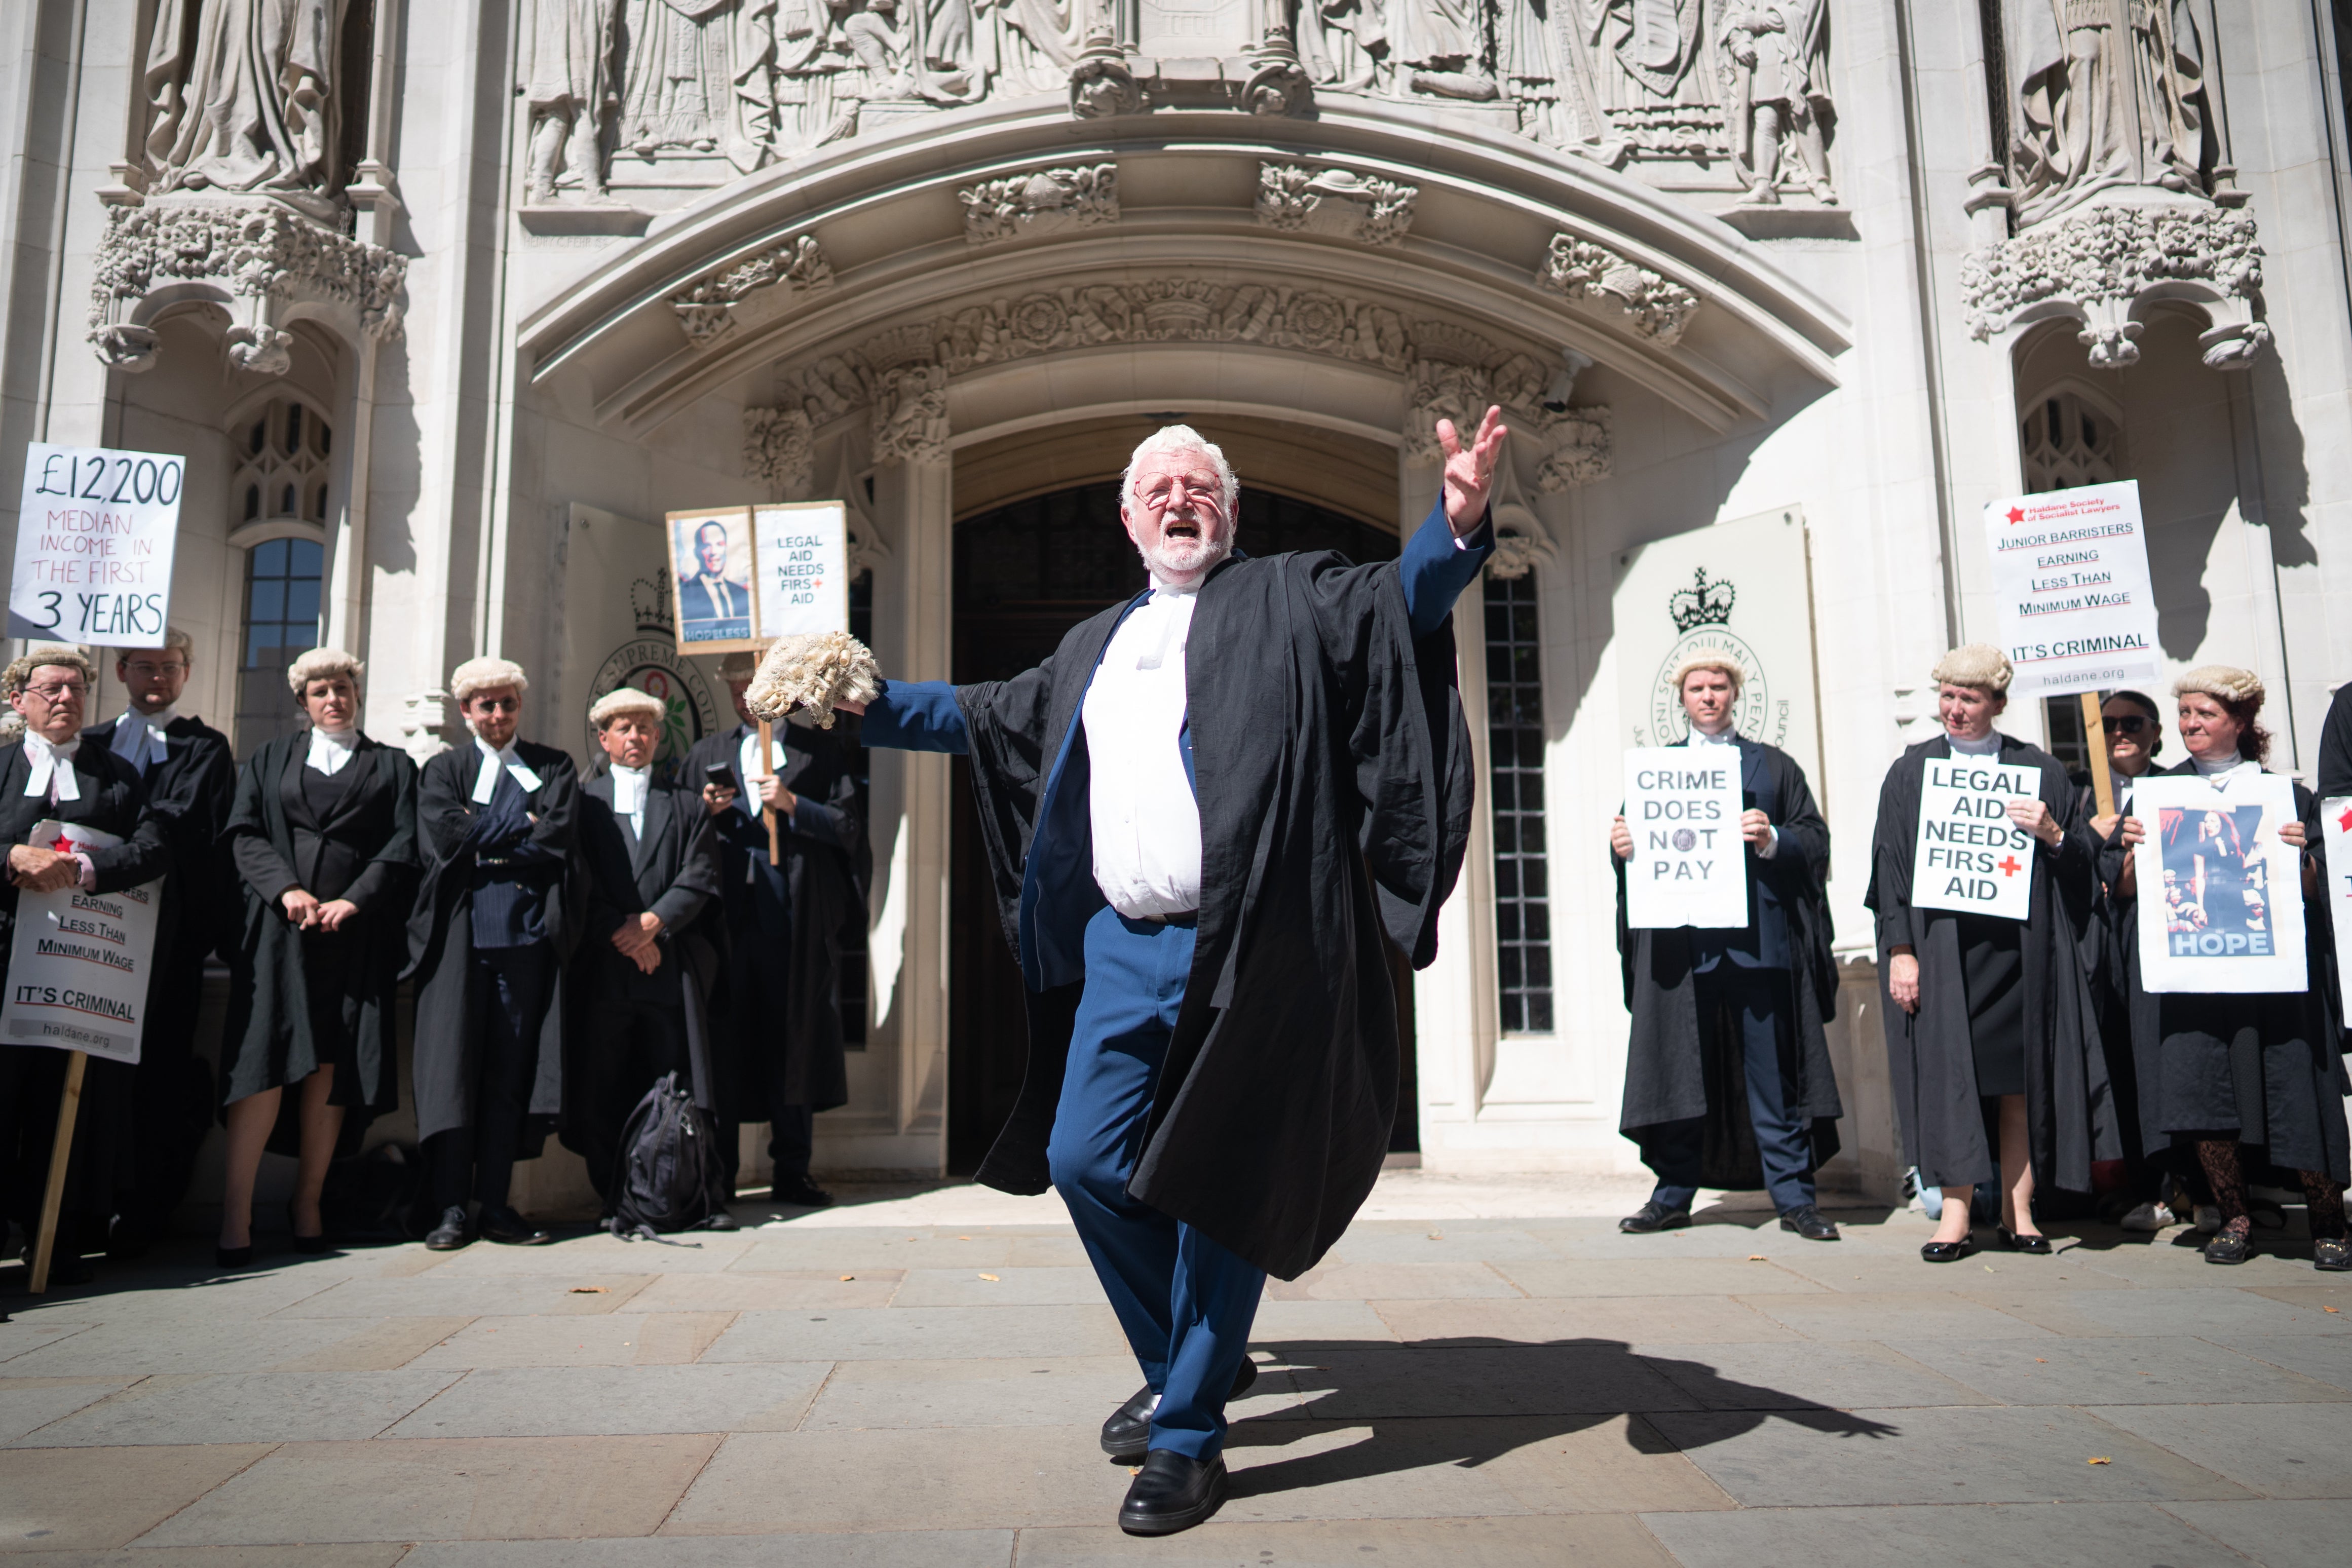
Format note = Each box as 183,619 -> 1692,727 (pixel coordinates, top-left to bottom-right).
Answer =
1981,478 -> 2159,699
1910,757 -> 2038,922
1621,748 -> 1748,930
9,443 -> 185,643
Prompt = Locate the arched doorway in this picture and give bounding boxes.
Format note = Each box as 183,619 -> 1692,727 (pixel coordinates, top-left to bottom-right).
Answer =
944,476 -> 1413,1171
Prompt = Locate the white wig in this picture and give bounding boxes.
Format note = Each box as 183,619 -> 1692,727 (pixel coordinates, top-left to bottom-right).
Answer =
1670,654 -> 1744,697
589,686 -> 665,727
450,656 -> 530,704
285,647 -> 363,695
1120,425 -> 1238,522
1931,642 -> 2013,695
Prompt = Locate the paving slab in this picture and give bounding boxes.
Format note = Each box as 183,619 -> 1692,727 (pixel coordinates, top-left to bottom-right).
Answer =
802,1355 -> 1161,1430
1265,1262 -> 1522,1302
269,1316 -> 473,1371
698,1305 -> 1130,1363
1,1546 -> 409,1566
264,1274 -> 655,1318
2043,1241 -> 2325,1289
1769,1251 -> 2138,1293
1637,1340 -> 1995,1410
383,1364 -> 831,1437
1317,1228 -> 1563,1266
1896,1334 -> 2352,1405
624,1271 -> 903,1312
8,1369 -> 458,1446
1287,1344 -> 1702,1419
1491,1257 -> 1828,1298
2221,1334 -> 2352,1392
662,1427 -> 1116,1533
0,1379 -> 131,1443
411,1312 -> 736,1369
891,1267 -> 1112,1307
729,1233 -> 1088,1273
0,1442 -> 276,1551
402,1534 -> 1013,1566
1246,1299 -> 1401,1346
1371,1293 -> 1800,1346
1013,1514 -> 1680,1566
1642,1500 -> 2257,1568
0,1318 -> 400,1377
426,1235 -> 762,1276
1646,1404 -> 2253,1507
1968,1285 -> 2352,1339
2087,1402 -> 2352,1499
8,1270 -> 349,1323
138,1434 -> 720,1545
0,1321 -> 94,1366
2162,1498 -> 2352,1567
1735,1289 -> 2057,1340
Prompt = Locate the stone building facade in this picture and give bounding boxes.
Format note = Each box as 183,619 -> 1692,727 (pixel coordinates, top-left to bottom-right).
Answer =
2,0 -> 2348,1201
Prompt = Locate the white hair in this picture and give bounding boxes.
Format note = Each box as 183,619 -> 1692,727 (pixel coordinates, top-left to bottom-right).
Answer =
1120,425 -> 1238,522
450,656 -> 530,704
285,647 -> 363,696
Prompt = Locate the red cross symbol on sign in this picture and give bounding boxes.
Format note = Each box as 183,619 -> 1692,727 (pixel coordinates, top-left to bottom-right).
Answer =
1998,855 -> 2024,877
2338,805 -> 2352,834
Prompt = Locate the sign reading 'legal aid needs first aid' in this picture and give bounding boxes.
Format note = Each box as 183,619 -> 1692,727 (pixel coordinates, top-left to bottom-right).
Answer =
9,443 -> 185,643
1910,756 -> 2039,922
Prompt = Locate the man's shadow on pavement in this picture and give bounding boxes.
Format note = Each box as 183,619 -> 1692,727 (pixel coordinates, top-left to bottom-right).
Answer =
1221,1336 -> 1899,1500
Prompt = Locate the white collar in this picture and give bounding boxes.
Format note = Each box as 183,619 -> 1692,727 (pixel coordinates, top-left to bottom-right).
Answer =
471,734 -> 542,804
1685,724 -> 1738,747
2192,754 -> 2258,780
307,725 -> 360,775
112,706 -> 176,770
610,762 -> 650,816
1946,731 -> 2002,756
22,733 -> 81,802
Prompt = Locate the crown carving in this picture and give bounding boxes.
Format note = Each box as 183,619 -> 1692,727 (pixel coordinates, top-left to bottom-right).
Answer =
1669,567 -> 1734,633
631,576 -> 673,634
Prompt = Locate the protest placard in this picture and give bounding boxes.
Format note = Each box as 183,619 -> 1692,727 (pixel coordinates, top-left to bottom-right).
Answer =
1622,747 -> 1747,929
10,442 -> 186,643
2136,773 -> 2307,994
753,502 -> 848,638
1981,479 -> 2159,699
2323,796 -> 2352,1025
0,821 -> 161,1064
1910,754 -> 2040,921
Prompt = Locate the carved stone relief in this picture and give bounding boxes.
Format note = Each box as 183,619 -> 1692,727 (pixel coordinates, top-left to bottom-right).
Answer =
872,363 -> 951,463
1405,354 -> 1611,494
1255,163 -> 1416,247
87,200 -> 407,373
745,404 -> 817,494
670,234 -> 835,346
961,164 -> 1119,244
142,0 -> 355,216
1537,235 -> 1701,347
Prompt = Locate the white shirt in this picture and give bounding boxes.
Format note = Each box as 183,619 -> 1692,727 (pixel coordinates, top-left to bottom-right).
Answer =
110,706 -> 175,776
1946,730 -> 2002,756
21,734 -> 81,804
1083,584 -> 1202,918
2193,754 -> 2261,789
1686,724 -> 1775,858
737,729 -> 788,802
307,724 -> 360,775
609,762 -> 650,838
471,736 -> 543,804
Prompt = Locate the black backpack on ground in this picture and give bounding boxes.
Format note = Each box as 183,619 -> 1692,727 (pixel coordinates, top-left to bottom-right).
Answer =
605,1072 -> 732,1240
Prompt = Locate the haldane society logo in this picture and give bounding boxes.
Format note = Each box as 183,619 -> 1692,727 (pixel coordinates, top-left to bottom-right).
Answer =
1647,567 -> 1792,749
587,578 -> 722,776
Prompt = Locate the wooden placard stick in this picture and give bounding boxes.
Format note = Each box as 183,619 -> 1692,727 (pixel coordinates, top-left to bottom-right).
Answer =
2081,690 -> 2116,820
28,1051 -> 88,1294
756,717 -> 780,867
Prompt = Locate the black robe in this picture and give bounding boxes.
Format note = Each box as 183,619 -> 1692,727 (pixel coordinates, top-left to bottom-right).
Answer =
2317,682 -> 2352,799
2099,763 -> 2349,1182
682,722 -> 865,1118
404,740 -> 582,1146
218,733 -> 418,1121
883,544 -> 1474,1281
1866,732 -> 2116,1192
1615,737 -> 1843,1186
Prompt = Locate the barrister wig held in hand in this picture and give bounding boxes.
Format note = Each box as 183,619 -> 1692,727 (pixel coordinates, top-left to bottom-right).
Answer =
2174,664 -> 2271,762
449,656 -> 530,704
589,686 -> 665,728
1930,642 -> 2014,695
284,647 -> 363,696
1669,653 -> 1744,697
3,645 -> 95,698
743,631 -> 882,730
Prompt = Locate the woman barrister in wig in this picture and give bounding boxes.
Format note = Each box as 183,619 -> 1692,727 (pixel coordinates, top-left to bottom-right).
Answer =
2107,666 -> 2349,1270
1867,644 -> 2114,1262
215,650 -> 419,1264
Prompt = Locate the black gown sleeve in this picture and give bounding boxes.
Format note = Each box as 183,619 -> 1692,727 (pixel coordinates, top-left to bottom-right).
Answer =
2318,683 -> 2352,800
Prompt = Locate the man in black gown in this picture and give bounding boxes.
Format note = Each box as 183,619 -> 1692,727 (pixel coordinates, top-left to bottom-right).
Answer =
407,658 -> 579,1250
816,412 -> 1502,1534
86,630 -> 234,1253
1612,654 -> 1843,1241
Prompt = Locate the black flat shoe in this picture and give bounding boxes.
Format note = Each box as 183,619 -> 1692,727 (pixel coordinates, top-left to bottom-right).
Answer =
214,1243 -> 253,1268
1779,1204 -> 1839,1241
699,1210 -> 739,1232
1118,1449 -> 1227,1537
1102,1358 -> 1258,1461
773,1175 -> 834,1208
1619,1201 -> 1691,1234
2204,1229 -> 2251,1265
425,1205 -> 471,1251
478,1205 -> 553,1246
1997,1228 -> 2053,1254
1920,1237 -> 1975,1263
2314,1237 -> 2350,1272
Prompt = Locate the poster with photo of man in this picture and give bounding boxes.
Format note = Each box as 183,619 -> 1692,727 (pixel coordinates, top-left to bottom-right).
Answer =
667,507 -> 757,650
2133,772 -> 2307,993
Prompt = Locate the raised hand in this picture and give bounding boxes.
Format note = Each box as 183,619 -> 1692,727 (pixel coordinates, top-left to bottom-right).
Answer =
1438,404 -> 1509,537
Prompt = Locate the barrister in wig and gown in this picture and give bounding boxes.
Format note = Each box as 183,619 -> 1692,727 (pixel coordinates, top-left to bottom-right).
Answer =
565,686 -> 728,1211
1612,652 -> 1844,1242
1867,643 -> 2114,1263
2105,666 -> 2349,1270
216,649 -> 418,1264
0,647 -> 170,1281
406,657 -> 580,1251
682,650 -> 867,1208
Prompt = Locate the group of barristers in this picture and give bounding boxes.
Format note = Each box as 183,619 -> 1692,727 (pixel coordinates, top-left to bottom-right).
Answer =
0,637 -> 863,1281
1614,643 -> 2350,1270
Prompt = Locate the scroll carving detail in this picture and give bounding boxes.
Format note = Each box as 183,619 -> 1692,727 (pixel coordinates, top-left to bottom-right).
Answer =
960,165 -> 1119,244
1255,164 -> 1417,247
671,235 -> 835,347
1538,236 -> 1701,347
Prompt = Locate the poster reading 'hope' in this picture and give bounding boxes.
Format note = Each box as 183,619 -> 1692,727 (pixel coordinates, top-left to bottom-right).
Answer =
1910,756 -> 2039,922
2135,773 -> 2306,995
10,443 -> 185,642
1621,748 -> 1747,930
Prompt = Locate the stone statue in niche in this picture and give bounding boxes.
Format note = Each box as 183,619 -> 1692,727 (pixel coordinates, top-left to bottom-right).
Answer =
2003,0 -> 2213,227
1721,1 -> 1833,205
143,0 -> 350,214
1563,0 -> 1720,156
527,0 -> 624,203
1397,0 -> 1498,99
616,0 -> 777,171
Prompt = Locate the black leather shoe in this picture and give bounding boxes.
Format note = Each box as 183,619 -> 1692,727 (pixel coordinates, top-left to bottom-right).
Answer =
478,1206 -> 553,1246
2315,1236 -> 2350,1272
1102,1358 -> 1258,1461
425,1205 -> 471,1251
1997,1227 -> 2053,1254
1619,1201 -> 1691,1234
1779,1204 -> 1839,1241
773,1175 -> 834,1208
2204,1229 -> 2251,1265
1920,1237 -> 1975,1263
213,1242 -> 253,1268
700,1210 -> 740,1232
1118,1449 -> 1227,1537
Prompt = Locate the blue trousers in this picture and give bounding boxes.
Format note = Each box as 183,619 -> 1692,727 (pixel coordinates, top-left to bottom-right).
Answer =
1649,964 -> 1816,1214
1047,906 -> 1267,1461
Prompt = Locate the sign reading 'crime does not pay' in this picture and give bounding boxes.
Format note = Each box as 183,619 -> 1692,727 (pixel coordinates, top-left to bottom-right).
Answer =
1981,479 -> 2159,698
1910,756 -> 2038,922
1622,748 -> 1748,930
10,443 -> 185,643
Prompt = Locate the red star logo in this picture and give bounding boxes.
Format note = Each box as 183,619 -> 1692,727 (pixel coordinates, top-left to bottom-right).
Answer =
2337,805 -> 2352,834
49,833 -> 73,855
2005,507 -> 2025,525
1998,855 -> 2023,877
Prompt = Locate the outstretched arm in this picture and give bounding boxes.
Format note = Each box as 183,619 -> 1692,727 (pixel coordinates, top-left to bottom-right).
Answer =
838,680 -> 968,753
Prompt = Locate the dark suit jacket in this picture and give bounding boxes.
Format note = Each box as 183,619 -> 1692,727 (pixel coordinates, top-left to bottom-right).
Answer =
0,740 -> 171,963
578,769 -> 722,954
678,575 -> 752,629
